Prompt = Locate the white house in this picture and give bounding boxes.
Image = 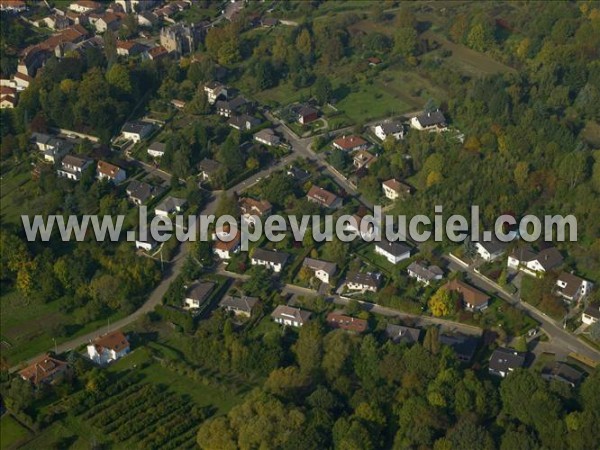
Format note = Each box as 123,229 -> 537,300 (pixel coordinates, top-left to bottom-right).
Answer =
374,122 -> 404,141
213,229 -> 241,260
147,141 -> 166,158
407,261 -> 443,285
57,154 -> 93,181
97,160 -> 126,183
345,271 -> 382,292
239,197 -> 272,226
271,305 -> 311,327
121,120 -> 153,143
374,239 -> 411,264
581,305 -> 599,326
410,110 -> 447,131
204,81 -> 227,104
154,196 -> 187,216
344,214 -> 376,240
69,1 -> 101,13
87,331 -> 130,366
475,239 -> 509,262
382,178 -> 411,200
184,281 -> 215,309
135,236 -> 157,251
302,257 -> 337,284
254,128 -> 280,147
219,295 -> 260,318
507,247 -> 563,276
251,248 -> 289,273
555,272 -> 593,303
488,348 -> 526,378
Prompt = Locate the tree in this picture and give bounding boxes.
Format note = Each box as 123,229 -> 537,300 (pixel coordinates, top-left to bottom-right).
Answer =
423,327 -> 440,354
394,27 -> 417,57
215,193 -> 239,218
314,76 -> 333,105
467,23 -> 493,52
295,29 -> 313,60
293,322 -> 323,376
106,64 -> 133,94
429,287 -> 456,317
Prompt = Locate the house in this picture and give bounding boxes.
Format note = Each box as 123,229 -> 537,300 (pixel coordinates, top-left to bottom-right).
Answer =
160,22 -> 204,55
375,122 -> 404,141
126,180 -> 155,205
144,45 -> 169,61
19,354 -> 68,386
353,150 -> 377,169
333,135 -> 368,152
475,239 -> 509,262
147,141 -> 167,158
0,87 -> 17,108
287,166 -> 310,183
91,13 -> 122,33
261,17 -> 279,27
216,96 -> 247,117
489,348 -> 526,377
57,154 -> 93,181
445,279 -> 490,312
0,0 -> 27,13
184,281 -> 215,309
239,197 -> 272,226
228,114 -> 261,131
410,110 -> 447,131
13,72 -> 32,90
271,305 -> 311,327
326,312 -> 368,333
302,257 -> 337,284
214,230 -> 241,260
97,160 -> 126,183
171,99 -> 186,109
251,248 -> 289,273
87,331 -> 130,365
407,261 -> 444,285
344,214 -> 376,240
382,178 -> 411,200
367,56 -> 382,66
582,305 -> 599,325
307,185 -> 341,209
116,40 -> 147,56
555,272 -> 593,303
135,236 -> 157,251
295,105 -> 318,124
345,271 -> 382,292
121,121 -> 153,143
154,196 -> 187,216
204,81 -> 228,104
137,11 -> 158,27
374,239 -> 411,264
198,158 -> 222,182
219,295 -> 260,318
254,128 -> 280,147
385,324 -> 421,344
31,133 -> 74,162
69,0 -> 101,13
439,333 -> 479,362
40,15 -> 71,30
507,247 -> 564,276
116,0 -> 159,13
541,362 -> 584,387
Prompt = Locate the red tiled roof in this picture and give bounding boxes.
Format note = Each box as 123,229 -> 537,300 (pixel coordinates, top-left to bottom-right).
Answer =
326,312 -> 368,333
97,160 -> 122,178
333,135 -> 367,150
19,354 -> 68,385
214,231 -> 241,252
307,185 -> 338,207
445,279 -> 489,307
92,331 -> 129,353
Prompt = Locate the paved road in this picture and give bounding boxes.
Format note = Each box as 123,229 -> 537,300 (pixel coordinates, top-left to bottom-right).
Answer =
444,254 -> 600,361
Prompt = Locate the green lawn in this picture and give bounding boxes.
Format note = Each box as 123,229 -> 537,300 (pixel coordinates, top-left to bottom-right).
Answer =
0,414 -> 32,450
335,86 -> 412,124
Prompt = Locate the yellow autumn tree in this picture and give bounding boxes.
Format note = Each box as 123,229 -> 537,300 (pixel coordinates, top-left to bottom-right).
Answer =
429,287 -> 456,317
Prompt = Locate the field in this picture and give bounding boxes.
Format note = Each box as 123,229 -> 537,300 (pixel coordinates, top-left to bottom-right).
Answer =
1,414 -> 32,450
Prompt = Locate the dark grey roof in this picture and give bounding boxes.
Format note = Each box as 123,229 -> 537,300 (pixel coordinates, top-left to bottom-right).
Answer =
148,142 -> 167,153
252,248 -> 289,265
407,261 -> 443,281
186,281 -> 215,302
126,180 -> 154,203
583,305 -> 600,320
303,257 -> 337,276
219,295 -> 259,313
510,246 -> 563,270
476,238 -> 509,255
198,158 -> 222,174
61,154 -> 92,169
440,333 -> 479,361
297,105 -> 318,116
31,132 -> 52,145
379,122 -> 403,134
385,324 -> 421,344
122,120 -> 152,134
156,196 -> 187,213
216,96 -> 247,112
376,239 -> 412,257
542,362 -> 584,386
415,110 -> 446,127
489,348 -> 526,372
271,305 -> 311,324
346,271 -> 382,288
228,114 -> 261,129
287,166 -> 310,181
